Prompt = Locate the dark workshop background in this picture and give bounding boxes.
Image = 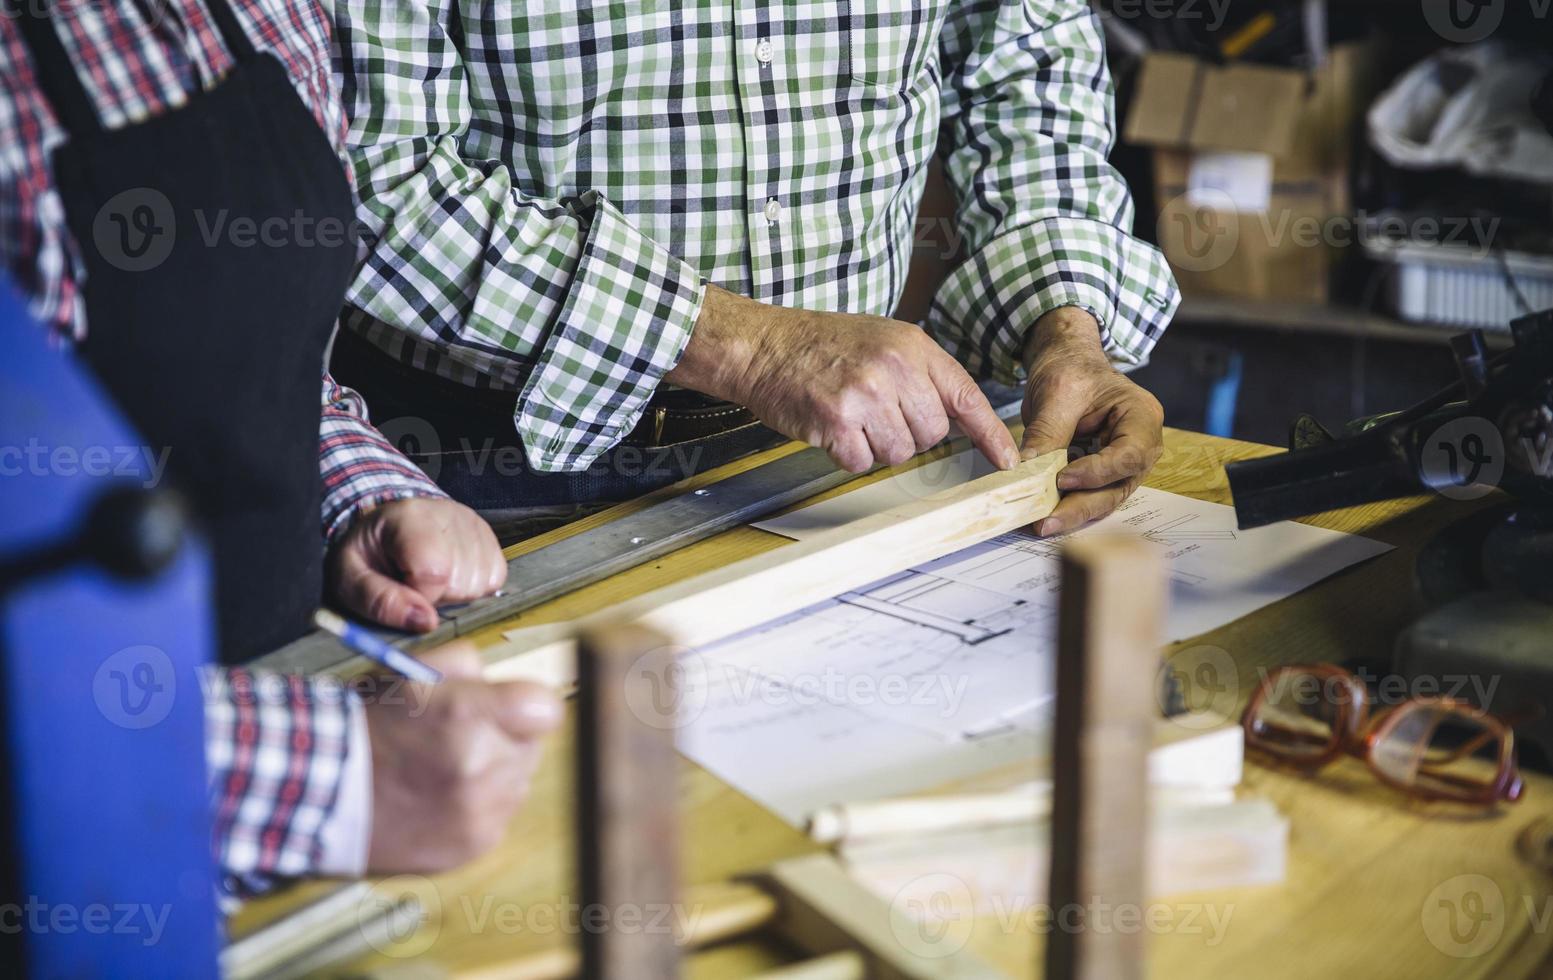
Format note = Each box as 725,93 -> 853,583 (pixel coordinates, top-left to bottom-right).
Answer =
898,0 -> 1553,447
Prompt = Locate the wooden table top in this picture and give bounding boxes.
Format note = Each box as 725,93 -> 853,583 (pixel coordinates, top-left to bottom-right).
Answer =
234,428 -> 1553,979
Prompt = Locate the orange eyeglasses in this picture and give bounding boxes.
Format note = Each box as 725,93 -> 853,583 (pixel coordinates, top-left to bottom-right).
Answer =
1241,664 -> 1528,806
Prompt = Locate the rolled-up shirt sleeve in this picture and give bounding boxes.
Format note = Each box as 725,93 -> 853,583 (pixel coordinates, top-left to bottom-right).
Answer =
319,372 -> 448,540
332,0 -> 704,472
205,669 -> 362,899
928,0 -> 1179,383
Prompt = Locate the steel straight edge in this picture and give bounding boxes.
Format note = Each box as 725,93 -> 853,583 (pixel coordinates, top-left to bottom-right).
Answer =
253,445 -> 859,676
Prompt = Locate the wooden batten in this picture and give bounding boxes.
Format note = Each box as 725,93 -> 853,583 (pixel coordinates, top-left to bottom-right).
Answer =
576,625 -> 683,980
1045,536 -> 1164,980
758,853 -> 1004,980
484,450 -> 1064,686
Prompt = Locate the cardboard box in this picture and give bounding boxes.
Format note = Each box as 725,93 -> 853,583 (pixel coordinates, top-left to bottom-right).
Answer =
1125,44 -> 1376,303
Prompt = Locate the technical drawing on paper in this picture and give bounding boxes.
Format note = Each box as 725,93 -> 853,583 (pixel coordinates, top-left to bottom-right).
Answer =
1141,514 -> 1238,544
837,569 -> 1035,645
695,546 -> 1060,744
683,479 -> 1394,823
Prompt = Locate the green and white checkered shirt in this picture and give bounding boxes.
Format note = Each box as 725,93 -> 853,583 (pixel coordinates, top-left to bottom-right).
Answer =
332,0 -> 1179,472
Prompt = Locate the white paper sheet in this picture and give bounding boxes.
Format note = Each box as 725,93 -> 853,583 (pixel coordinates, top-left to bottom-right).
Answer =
1187,151 -> 1274,212
677,665 -> 1051,824
752,453 -> 1395,641
673,456 -> 1392,825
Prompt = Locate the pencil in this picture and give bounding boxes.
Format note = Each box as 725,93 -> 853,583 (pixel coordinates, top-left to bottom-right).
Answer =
312,609 -> 444,685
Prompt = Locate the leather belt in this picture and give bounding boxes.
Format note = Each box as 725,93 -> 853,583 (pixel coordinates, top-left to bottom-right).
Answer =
621,390 -> 762,448
329,325 -> 765,451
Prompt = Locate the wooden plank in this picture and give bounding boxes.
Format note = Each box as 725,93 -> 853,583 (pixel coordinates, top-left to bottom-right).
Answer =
760,853 -> 1005,980
220,882 -> 374,979
483,450 -> 1064,684
230,892 -> 424,980
805,720 -> 1243,845
1045,536 -> 1165,980
349,883 -> 781,980
839,798 -> 1288,919
576,625 -> 682,980
749,950 -> 868,980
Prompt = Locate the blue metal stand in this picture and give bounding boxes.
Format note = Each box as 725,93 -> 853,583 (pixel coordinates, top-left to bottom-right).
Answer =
0,282 -> 220,975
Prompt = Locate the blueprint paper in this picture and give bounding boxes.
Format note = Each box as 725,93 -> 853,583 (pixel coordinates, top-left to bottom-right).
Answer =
673,456 -> 1392,825
753,454 -> 1395,641
678,671 -> 1052,825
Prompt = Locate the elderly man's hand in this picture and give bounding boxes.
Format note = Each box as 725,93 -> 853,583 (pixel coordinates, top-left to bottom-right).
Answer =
1020,307 -> 1165,536
363,643 -> 561,873
669,285 -> 1019,473
328,498 -> 507,633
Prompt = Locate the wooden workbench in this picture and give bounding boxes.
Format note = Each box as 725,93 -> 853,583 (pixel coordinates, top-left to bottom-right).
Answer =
234,428 -> 1553,978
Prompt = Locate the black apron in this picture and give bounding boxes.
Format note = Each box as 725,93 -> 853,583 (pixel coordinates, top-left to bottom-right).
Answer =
14,0 -> 357,662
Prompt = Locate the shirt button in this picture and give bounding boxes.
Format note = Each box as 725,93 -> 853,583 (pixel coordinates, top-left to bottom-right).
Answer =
763,198 -> 783,224
756,38 -> 775,65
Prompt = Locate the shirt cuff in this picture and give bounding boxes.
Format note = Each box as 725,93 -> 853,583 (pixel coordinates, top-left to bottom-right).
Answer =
314,691 -> 373,877
928,215 -> 1180,386
514,191 -> 704,472
205,670 -> 358,900
320,410 -> 449,541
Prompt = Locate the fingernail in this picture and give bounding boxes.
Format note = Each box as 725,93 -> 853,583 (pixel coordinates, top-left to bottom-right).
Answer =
408,608 -> 437,632
1036,518 -> 1063,537
1056,473 -> 1079,490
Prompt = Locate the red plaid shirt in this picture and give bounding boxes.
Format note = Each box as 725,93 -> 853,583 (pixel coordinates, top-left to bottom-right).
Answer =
0,2 -> 428,895
205,668 -> 364,898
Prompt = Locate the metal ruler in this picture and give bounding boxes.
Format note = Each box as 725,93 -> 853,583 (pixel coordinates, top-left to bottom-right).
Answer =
256,445 -> 858,674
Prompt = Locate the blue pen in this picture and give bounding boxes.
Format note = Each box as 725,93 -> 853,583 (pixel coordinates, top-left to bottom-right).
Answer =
313,609 -> 444,685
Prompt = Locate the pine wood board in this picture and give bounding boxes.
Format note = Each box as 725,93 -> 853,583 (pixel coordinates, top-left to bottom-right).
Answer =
478,449 -> 1063,686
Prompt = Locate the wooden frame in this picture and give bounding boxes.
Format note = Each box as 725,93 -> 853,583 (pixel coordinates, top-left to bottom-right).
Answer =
482,450 -> 1064,686
1045,536 -> 1163,980
570,625 -> 1006,980
576,626 -> 683,978
755,853 -> 1003,980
